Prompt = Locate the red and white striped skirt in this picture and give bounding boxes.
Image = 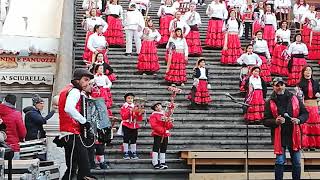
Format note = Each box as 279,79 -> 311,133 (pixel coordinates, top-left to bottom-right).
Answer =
186,29 -> 202,56
165,51 -> 187,84
263,25 -> 276,54
221,34 -> 243,64
244,89 -> 265,122
137,40 -> 160,72
104,15 -> 125,47
270,44 -> 288,76
287,57 -> 307,86
188,80 -> 212,104
205,19 -> 224,48
158,15 -> 174,45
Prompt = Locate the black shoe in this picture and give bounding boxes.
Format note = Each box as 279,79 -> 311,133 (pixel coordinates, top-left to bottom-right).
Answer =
159,163 -> 168,169
99,162 -> 110,169
153,164 -> 161,169
125,53 -> 132,56
130,152 -> 139,160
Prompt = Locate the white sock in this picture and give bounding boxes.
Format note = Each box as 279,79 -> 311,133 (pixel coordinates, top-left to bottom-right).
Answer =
123,143 -> 129,153
160,153 -> 166,164
130,144 -> 137,153
152,152 -> 159,166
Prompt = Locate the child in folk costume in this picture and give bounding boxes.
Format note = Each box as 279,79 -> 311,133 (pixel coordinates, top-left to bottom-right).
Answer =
293,0 -> 310,29
82,0 -> 103,16
119,93 -> 144,160
240,0 -> 255,40
301,5 -> 316,47
308,8 -> 320,61
84,8 -> 108,33
205,0 -> 228,48
157,0 -> 176,46
91,64 -> 113,115
252,1 -> 265,36
252,30 -> 272,83
221,9 -> 243,64
243,66 -> 267,123
90,52 -> 117,82
298,66 -> 320,149
137,18 -> 161,75
124,3 -> 145,56
287,34 -> 308,86
87,24 -> 109,64
237,44 -> 262,93
270,21 -> 291,76
165,28 -> 188,86
274,0 -> 291,22
183,2 -> 202,56
169,11 -> 190,37
188,58 -> 212,109
149,103 -> 174,169
104,0 -> 125,47
261,4 -> 277,55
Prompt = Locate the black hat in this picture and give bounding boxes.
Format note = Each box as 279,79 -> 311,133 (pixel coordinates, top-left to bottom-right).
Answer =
151,102 -> 162,111
271,77 -> 285,86
32,94 -> 44,105
73,68 -> 94,80
124,93 -> 135,100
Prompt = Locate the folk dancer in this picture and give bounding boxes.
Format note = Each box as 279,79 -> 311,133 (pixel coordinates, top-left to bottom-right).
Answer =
157,0 -> 177,46
87,25 -> 109,64
301,5 -> 315,47
261,4 -> 277,54
308,7 -> 320,62
293,0 -> 310,29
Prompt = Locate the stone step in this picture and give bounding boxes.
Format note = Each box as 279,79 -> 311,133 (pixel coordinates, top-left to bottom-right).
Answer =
106,159 -> 186,169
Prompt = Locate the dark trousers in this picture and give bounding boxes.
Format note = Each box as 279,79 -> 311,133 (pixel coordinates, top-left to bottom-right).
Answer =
122,125 -> 138,144
88,143 -> 106,168
62,135 -> 90,180
198,0 -> 205,4
152,136 -> 168,153
275,146 -> 301,180
244,22 -> 252,39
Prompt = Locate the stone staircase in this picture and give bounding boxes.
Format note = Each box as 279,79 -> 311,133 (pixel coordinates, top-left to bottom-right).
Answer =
72,0 -> 320,179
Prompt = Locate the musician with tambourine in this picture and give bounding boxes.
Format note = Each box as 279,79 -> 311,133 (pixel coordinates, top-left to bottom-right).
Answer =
308,7 -> 320,62
118,93 -> 144,160
252,30 -> 272,83
183,2 -> 202,56
270,20 -> 291,76
58,68 -> 96,180
149,102 -> 174,169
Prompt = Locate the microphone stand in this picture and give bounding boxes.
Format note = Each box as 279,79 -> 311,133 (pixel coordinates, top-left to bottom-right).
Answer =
225,93 -> 250,180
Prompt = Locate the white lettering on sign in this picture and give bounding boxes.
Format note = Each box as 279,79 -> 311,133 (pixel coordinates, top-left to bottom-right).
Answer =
0,73 -> 54,85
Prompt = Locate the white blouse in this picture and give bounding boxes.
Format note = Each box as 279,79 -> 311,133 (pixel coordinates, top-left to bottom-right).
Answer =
274,0 -> 292,10
106,4 -> 124,19
287,42 -> 308,55
275,28 -> 291,43
86,17 -> 108,32
157,5 -> 176,17
124,10 -> 145,30
87,33 -> 107,52
94,75 -> 112,88
263,13 -> 277,30
227,0 -> 246,7
142,28 -> 161,42
183,11 -> 201,26
82,0 -> 102,10
237,53 -> 262,66
225,19 -> 244,37
312,18 -> 320,32
253,39 -> 271,59
293,4 -> 310,23
169,19 -> 191,36
206,2 -> 228,20
301,10 -> 315,23
166,37 -> 188,56
199,67 -> 207,80
249,76 -> 262,90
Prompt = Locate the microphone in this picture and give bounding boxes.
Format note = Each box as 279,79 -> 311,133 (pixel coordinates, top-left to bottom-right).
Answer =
283,113 -> 292,120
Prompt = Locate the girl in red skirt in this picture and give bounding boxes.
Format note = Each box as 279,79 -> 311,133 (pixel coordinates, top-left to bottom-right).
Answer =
157,0 -> 176,46
221,9 -> 243,65
261,4 -> 277,55
104,0 -> 125,47
87,24 -> 109,64
90,52 -> 117,82
298,66 -> 320,149
92,64 -> 113,115
301,5 -> 315,47
137,18 -> 161,75
165,28 -> 188,86
188,58 -> 212,109
270,21 -> 290,76
252,30 -> 272,83
83,25 -> 94,63
184,2 -> 202,56
308,8 -> 320,61
287,34 -> 308,86
243,66 -> 267,123
205,0 -> 228,49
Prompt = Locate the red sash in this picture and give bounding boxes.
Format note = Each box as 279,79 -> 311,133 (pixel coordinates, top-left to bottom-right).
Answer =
269,96 -> 301,154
